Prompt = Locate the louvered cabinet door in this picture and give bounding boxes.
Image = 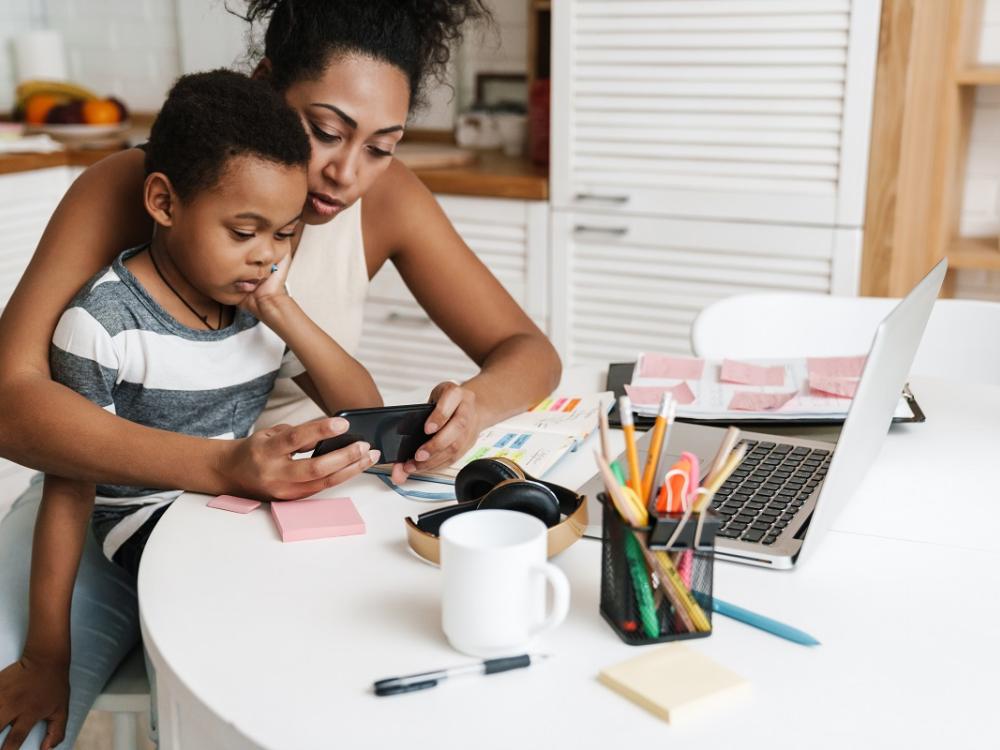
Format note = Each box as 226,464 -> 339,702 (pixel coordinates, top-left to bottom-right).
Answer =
359,196 -> 549,393
0,167 -> 74,307
550,210 -> 842,365
550,0 -> 880,227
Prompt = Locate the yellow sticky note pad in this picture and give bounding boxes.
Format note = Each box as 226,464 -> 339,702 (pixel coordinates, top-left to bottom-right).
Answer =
598,644 -> 749,724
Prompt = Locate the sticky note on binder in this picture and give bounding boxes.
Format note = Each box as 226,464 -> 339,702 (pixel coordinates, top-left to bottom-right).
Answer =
270,497 -> 365,542
598,644 -> 748,724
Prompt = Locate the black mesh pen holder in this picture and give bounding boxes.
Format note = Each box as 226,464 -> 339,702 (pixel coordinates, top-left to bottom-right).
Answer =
599,493 -> 720,645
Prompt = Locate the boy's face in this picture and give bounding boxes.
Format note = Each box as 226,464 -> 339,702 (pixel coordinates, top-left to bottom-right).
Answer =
167,154 -> 307,304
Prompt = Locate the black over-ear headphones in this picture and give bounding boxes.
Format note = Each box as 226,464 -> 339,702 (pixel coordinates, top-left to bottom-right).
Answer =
405,457 -> 588,564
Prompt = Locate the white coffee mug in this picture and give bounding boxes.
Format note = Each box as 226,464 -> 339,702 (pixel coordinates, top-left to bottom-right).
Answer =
440,509 -> 570,657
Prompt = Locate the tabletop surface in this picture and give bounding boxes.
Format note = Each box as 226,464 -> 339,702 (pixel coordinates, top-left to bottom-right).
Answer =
137,376 -> 1000,749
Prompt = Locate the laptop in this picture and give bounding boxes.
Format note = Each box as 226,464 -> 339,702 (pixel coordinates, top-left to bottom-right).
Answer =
578,259 -> 947,569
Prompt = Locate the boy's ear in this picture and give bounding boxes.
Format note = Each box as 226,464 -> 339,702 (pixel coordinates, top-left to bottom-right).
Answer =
251,57 -> 272,82
144,172 -> 177,228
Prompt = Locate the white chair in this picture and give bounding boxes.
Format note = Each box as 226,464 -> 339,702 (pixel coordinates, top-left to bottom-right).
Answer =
691,294 -> 1000,385
92,646 -> 151,750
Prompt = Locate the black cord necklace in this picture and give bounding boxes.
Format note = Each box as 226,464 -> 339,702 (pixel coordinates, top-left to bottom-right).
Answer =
148,247 -> 224,331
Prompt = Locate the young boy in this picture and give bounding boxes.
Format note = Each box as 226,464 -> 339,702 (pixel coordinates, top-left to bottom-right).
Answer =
0,70 -> 381,749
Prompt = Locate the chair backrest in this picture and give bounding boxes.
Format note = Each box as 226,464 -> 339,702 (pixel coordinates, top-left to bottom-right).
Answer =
691,293 -> 1000,385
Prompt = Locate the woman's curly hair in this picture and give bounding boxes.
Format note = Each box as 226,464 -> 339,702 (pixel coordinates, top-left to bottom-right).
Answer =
234,0 -> 494,111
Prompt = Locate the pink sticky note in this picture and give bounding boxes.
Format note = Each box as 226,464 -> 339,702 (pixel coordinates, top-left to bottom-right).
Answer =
728,391 -> 796,411
809,376 -> 858,399
270,497 -> 365,542
719,359 -> 785,387
807,355 -> 867,379
207,495 -> 261,514
637,354 -> 705,380
625,381 -> 696,406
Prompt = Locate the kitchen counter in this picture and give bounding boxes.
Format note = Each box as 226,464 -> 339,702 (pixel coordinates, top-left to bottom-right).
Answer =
1,143 -> 548,200
409,148 -> 548,200
0,147 -> 122,175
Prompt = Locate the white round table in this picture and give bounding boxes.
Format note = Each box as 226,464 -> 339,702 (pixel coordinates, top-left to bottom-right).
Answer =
138,376 -> 1000,749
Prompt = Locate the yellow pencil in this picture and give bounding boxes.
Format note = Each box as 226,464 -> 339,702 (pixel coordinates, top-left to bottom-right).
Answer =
640,393 -> 672,502
618,395 -> 642,496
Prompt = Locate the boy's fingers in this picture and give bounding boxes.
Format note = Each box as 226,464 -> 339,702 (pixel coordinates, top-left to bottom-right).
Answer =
1,718 -> 30,750
273,417 -> 349,455
41,709 -> 67,750
288,449 -> 379,497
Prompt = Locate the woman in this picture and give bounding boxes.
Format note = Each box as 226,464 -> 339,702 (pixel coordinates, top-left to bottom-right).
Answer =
0,0 -> 561,498
0,1 -> 560,747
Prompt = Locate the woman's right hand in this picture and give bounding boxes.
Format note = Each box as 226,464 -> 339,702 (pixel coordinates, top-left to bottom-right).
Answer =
221,416 -> 381,500
0,656 -> 69,750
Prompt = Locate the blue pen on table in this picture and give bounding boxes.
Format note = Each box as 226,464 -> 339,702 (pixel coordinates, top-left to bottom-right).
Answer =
712,597 -> 820,647
373,654 -> 548,696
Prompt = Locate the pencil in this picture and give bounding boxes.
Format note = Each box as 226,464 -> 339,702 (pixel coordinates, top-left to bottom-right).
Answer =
705,426 -> 741,487
598,409 -> 611,463
594,451 -> 642,527
617,395 -> 642,496
639,394 -> 672,503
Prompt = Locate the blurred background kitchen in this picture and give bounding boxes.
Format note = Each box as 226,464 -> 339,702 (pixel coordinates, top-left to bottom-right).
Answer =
1,0 -> 999,393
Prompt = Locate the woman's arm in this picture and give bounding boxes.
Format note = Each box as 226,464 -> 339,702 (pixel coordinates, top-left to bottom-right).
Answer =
0,476 -> 91,750
0,150 -> 377,499
363,161 -> 562,478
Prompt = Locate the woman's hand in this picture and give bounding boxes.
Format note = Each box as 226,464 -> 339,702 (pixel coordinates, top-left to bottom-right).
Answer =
238,254 -> 291,321
391,381 -> 481,483
0,655 -> 69,750
222,416 -> 381,500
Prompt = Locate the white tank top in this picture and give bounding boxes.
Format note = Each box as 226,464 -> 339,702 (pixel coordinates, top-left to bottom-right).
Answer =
254,199 -> 368,429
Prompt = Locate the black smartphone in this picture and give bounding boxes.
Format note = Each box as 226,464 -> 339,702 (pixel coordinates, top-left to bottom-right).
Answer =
311,403 -> 436,464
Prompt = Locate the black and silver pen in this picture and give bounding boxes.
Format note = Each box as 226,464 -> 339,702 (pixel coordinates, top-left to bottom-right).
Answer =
373,654 -> 548,697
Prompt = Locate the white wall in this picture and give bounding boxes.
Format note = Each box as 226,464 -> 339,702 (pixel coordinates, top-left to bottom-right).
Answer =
0,0 -> 181,112
410,0 -> 527,130
957,0 -> 1000,300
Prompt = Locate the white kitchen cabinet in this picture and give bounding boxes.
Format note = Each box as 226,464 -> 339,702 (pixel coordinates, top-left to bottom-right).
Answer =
551,0 -> 881,228
359,195 -> 549,393
551,210 -> 862,362
0,167 -> 75,307
548,0 -> 880,365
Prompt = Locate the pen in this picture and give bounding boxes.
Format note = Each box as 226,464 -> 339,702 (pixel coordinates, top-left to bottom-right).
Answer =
374,654 -> 548,696
712,597 -> 820,647
618,395 -> 643,495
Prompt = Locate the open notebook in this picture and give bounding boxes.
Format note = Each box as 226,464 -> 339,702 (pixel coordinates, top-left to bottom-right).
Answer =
371,391 -> 614,484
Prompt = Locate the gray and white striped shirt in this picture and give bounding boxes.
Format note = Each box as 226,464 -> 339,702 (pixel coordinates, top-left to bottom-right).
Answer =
50,246 -> 303,569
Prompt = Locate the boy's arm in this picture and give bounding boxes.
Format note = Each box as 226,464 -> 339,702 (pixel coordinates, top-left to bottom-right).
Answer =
0,476 -> 93,750
255,294 -> 383,415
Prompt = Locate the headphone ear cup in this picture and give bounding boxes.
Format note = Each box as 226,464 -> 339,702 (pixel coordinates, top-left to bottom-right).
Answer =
455,458 -> 524,502
480,480 -> 561,528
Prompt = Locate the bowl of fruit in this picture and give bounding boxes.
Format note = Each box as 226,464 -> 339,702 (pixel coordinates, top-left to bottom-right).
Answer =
14,80 -> 130,148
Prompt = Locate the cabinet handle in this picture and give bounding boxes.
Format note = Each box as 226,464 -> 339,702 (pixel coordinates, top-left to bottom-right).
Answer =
386,311 -> 433,327
572,225 -> 629,238
573,193 -> 629,205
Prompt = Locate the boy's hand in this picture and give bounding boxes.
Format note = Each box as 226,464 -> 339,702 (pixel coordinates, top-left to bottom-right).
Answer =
391,381 -> 481,483
222,416 -> 381,500
0,656 -> 69,750
239,254 -> 291,320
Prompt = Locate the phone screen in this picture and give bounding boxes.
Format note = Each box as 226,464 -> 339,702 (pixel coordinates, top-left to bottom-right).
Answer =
311,403 -> 436,464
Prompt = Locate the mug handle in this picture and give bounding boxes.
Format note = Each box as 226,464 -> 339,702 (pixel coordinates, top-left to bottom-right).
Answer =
528,563 -> 570,637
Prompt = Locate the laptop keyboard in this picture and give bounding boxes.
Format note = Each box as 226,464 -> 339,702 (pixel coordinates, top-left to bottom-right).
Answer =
710,440 -> 831,546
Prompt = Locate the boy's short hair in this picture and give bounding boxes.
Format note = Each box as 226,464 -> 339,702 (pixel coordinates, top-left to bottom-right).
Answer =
145,69 -> 310,200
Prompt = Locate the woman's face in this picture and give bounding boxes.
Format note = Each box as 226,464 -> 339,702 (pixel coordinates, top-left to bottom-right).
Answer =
279,55 -> 410,224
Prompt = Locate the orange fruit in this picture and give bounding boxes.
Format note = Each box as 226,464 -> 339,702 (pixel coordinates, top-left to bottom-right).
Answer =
82,99 -> 121,125
24,94 -> 61,124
